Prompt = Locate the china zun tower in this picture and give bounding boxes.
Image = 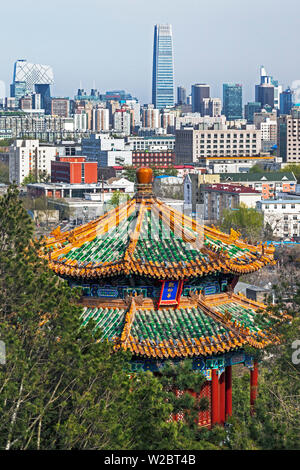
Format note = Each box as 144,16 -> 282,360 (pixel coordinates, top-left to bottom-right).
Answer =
152,24 -> 174,109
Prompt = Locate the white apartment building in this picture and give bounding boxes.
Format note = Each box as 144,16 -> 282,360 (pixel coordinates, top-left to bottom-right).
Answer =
9,139 -> 57,184
161,112 -> 176,133
142,105 -> 160,129
175,115 -> 227,130
175,127 -> 262,164
126,136 -> 175,151
257,199 -> 300,239
92,107 -> 109,132
285,108 -> 300,163
113,109 -> 131,136
202,98 -> 222,117
125,100 -> 141,127
208,159 -> 266,174
74,113 -> 88,131
82,134 -> 132,167
260,118 -> 277,141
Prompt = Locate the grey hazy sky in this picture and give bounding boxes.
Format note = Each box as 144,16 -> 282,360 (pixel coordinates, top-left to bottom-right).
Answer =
1,0 -> 300,104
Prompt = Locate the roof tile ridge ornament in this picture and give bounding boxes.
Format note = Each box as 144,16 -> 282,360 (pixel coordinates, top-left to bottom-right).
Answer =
124,199 -> 146,263
50,225 -> 62,239
44,198 -> 136,255
118,296 -> 138,350
194,293 -> 267,347
155,198 -> 205,236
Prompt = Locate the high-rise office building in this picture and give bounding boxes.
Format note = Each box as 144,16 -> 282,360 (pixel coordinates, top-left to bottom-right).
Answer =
11,59 -> 54,111
11,59 -> 54,104
280,88 -> 294,115
255,65 -> 280,110
177,86 -> 187,105
277,106 -> 300,163
32,93 -> 41,110
152,24 -> 174,109
191,84 -> 210,114
10,82 -> 26,101
222,83 -> 243,120
272,79 -> 282,110
259,65 -> 281,110
11,60 -> 54,94
256,83 -> 275,109
244,102 -> 262,124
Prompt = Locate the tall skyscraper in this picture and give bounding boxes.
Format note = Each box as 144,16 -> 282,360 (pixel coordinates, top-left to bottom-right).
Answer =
177,86 -> 187,105
280,88 -> 294,115
191,84 -> 210,114
152,24 -> 174,109
10,59 -> 54,110
255,65 -> 280,110
256,83 -> 275,109
223,83 -> 243,120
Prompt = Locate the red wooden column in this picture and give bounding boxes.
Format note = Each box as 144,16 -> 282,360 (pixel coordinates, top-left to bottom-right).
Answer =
211,369 -> 220,426
219,372 -> 225,424
250,361 -> 258,416
225,365 -> 232,419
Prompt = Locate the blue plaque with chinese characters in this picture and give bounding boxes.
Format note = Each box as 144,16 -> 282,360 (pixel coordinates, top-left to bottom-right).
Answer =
158,280 -> 184,307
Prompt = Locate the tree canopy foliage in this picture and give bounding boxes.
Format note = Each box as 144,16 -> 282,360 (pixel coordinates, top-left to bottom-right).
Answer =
21,170 -> 50,186
227,286 -> 300,449
280,163 -> 300,183
0,162 -> 9,184
107,190 -> 131,207
220,204 -> 264,241
0,186 -> 221,450
248,163 -> 268,173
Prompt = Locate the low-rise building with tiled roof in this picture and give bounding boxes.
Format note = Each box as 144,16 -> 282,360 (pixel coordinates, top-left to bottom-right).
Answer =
198,183 -> 262,224
220,172 -> 297,199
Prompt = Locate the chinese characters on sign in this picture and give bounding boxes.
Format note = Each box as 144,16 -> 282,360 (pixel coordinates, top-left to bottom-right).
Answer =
158,280 -> 184,307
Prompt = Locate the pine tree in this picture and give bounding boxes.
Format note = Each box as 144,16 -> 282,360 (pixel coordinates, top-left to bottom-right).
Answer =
0,186 -> 222,450
226,286 -> 300,450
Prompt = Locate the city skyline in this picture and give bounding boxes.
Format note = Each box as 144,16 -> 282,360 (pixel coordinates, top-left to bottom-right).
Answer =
1,0 -> 300,105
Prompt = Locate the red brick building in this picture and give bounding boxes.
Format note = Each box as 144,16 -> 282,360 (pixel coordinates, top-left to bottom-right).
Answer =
132,150 -> 175,168
51,157 -> 98,184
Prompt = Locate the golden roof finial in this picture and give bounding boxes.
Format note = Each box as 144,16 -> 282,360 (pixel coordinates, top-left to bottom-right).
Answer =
136,167 -> 153,195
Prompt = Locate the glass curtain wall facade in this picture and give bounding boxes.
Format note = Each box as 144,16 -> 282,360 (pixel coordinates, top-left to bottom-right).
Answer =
223,83 -> 243,120
152,24 -> 174,109
280,88 -> 293,115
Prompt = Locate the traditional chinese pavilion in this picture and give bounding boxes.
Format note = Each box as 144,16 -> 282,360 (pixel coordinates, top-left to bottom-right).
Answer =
42,168 -> 287,428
